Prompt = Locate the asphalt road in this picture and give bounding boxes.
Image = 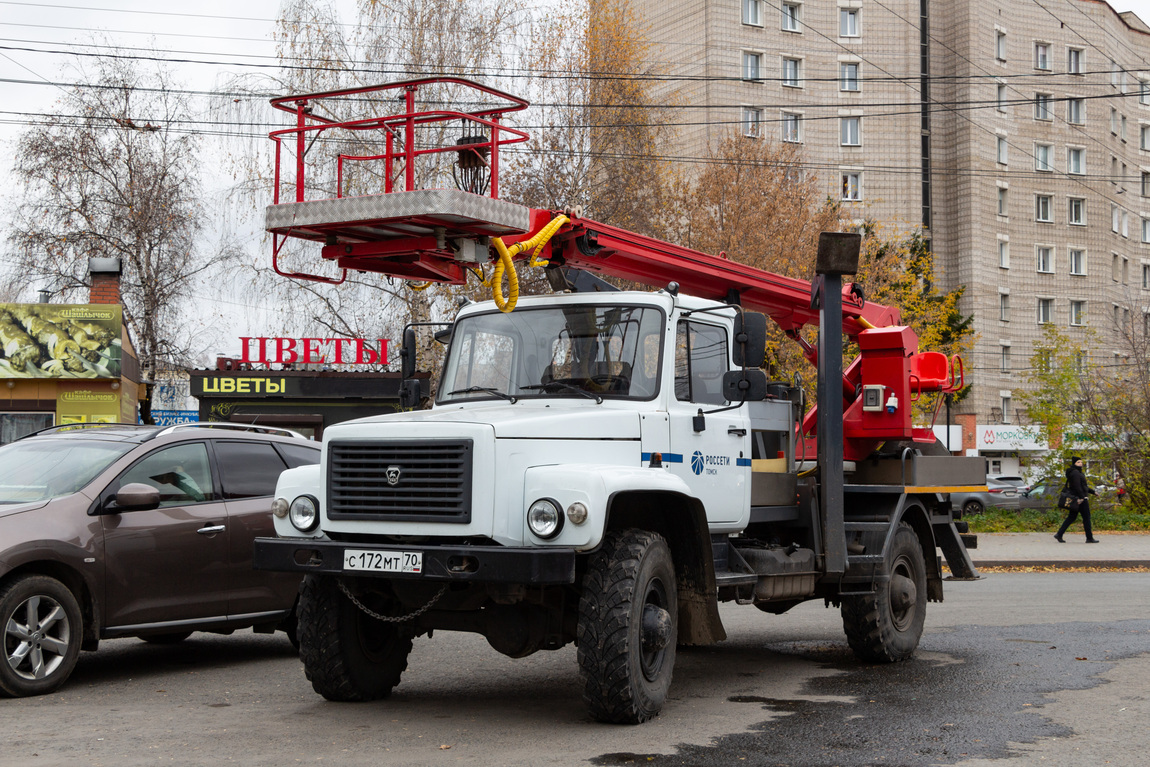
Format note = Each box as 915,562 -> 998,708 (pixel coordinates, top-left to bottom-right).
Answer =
2,573 -> 1149,767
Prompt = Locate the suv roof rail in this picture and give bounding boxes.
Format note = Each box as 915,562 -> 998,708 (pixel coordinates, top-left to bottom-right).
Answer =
155,422 -> 308,440
15,422 -> 146,441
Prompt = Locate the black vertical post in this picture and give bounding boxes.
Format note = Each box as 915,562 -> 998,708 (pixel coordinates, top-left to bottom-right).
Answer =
814,232 -> 861,576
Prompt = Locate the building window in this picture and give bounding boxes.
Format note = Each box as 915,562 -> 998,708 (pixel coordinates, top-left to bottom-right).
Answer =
1000,293 -> 1010,321
782,58 -> 801,88
1034,93 -> 1052,120
841,172 -> 861,201
996,136 -> 1008,164
840,63 -> 859,91
1068,98 -> 1084,124
1143,171 -> 1150,196
996,31 -> 1006,61
1124,210 -> 1130,238
1143,126 -> 1150,150
999,240 -> 1010,268
743,52 -> 762,82
998,187 -> 1008,216
1000,345 -> 1011,372
1037,246 -> 1054,272
1143,81 -> 1150,106
1069,47 -> 1083,74
1112,107 -> 1119,134
1069,248 -> 1086,275
1069,300 -> 1085,326
1035,43 -> 1050,70
1035,144 -> 1052,171
997,84 -> 1008,112
1123,115 -> 1128,140
1038,298 -> 1053,324
1144,218 -> 1150,243
1068,197 -> 1085,225
1112,253 -> 1121,282
1112,59 -> 1121,87
1036,195 -> 1052,222
742,0 -> 762,26
742,107 -> 762,137
1067,148 -> 1083,174
840,117 -> 861,146
1002,396 -> 1012,423
840,8 -> 859,37
1142,264 -> 1150,289
781,2 -> 800,32
781,112 -> 801,143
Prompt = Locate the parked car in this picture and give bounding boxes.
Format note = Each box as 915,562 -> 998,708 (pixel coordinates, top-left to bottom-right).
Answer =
950,477 -> 1024,516
1017,481 -> 1061,510
0,422 -> 319,697
989,475 -> 1029,491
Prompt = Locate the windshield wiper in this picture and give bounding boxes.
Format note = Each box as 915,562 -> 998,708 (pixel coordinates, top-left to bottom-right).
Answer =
519,381 -> 603,404
446,386 -> 518,404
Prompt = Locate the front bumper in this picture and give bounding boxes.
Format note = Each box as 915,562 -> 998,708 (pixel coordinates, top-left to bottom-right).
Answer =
253,537 -> 577,584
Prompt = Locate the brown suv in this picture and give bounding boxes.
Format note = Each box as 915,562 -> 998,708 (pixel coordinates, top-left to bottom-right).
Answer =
0,423 -> 319,697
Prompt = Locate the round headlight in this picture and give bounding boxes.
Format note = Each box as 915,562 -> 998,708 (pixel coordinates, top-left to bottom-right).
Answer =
566,502 -> 588,525
289,495 -> 320,532
271,497 -> 289,518
527,498 -> 564,539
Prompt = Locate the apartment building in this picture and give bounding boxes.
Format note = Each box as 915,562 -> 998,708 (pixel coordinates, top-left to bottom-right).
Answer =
631,0 -> 1150,465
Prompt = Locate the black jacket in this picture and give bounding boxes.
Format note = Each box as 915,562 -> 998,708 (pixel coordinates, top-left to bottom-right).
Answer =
1066,465 -> 1093,498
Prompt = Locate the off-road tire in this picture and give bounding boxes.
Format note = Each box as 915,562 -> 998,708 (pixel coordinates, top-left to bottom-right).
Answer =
141,631 -> 193,645
577,529 -> 678,724
297,575 -> 413,702
0,575 -> 83,697
841,523 -> 927,663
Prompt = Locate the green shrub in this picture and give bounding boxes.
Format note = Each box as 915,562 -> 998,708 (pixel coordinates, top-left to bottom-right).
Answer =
966,504 -> 1150,533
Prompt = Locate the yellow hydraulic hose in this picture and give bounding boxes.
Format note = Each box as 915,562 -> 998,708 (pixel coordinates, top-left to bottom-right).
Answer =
488,214 -> 570,312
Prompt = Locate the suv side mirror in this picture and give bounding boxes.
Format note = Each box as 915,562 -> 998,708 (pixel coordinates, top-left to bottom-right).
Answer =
110,483 -> 161,513
732,312 -> 767,368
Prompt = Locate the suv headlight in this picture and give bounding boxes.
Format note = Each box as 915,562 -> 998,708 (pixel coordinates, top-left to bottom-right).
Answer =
289,495 -> 320,532
527,498 -> 564,539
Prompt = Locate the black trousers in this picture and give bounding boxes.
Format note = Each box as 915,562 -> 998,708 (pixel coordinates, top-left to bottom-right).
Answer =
1057,498 -> 1093,540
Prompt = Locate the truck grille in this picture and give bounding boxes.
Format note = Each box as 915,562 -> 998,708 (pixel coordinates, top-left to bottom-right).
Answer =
327,440 -> 473,522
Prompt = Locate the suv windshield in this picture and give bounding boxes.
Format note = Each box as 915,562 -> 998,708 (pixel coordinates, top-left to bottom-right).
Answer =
438,304 -> 664,403
0,439 -> 134,504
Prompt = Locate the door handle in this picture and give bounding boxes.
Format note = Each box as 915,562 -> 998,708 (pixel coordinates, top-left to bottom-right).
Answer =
197,524 -> 226,535
727,427 -> 747,437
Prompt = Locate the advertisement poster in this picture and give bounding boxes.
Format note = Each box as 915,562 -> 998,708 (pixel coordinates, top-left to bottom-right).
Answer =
0,303 -> 123,379
56,387 -> 121,424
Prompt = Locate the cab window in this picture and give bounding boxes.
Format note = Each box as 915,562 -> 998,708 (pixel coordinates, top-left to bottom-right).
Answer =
675,321 -> 729,405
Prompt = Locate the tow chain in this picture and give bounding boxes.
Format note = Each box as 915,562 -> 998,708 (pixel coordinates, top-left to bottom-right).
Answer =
338,580 -> 447,623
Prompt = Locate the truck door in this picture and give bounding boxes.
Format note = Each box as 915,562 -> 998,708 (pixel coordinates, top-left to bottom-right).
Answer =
666,318 -> 751,526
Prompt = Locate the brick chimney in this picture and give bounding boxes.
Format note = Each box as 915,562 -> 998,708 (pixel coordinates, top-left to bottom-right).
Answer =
88,257 -> 122,304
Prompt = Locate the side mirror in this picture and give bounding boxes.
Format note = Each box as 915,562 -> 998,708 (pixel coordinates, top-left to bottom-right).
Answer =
732,312 -> 767,368
398,379 -> 422,410
400,326 -> 417,379
722,369 -> 768,402
110,483 -> 161,513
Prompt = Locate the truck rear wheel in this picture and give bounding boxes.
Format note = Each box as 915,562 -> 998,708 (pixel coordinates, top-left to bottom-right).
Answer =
841,523 -> 927,663
297,575 -> 413,702
577,529 -> 677,724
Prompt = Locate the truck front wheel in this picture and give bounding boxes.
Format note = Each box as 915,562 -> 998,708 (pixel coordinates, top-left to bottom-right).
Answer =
297,575 -> 413,701
577,529 -> 678,724
841,523 -> 927,663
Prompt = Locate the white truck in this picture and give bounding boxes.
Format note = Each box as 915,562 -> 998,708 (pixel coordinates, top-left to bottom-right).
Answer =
252,77 -> 984,723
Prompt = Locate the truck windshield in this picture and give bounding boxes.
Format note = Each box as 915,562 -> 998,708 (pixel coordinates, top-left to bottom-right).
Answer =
438,304 -> 664,403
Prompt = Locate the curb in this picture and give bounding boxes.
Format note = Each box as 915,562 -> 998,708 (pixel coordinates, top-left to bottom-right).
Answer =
971,559 -> 1150,569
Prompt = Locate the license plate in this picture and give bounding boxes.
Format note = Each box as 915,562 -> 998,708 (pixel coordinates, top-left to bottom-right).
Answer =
343,549 -> 422,574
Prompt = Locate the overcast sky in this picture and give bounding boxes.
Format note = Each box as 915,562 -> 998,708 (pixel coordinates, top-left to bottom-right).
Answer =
3,0 -> 1150,355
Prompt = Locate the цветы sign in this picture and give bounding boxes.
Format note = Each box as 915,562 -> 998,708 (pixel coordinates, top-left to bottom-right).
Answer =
239,337 -> 390,365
